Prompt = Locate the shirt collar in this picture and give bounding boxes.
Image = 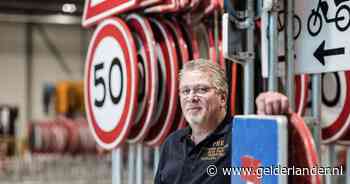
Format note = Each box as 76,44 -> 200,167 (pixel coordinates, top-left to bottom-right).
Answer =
180,114 -> 232,142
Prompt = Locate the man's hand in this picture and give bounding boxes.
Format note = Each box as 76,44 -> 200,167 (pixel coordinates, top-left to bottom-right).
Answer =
255,92 -> 291,115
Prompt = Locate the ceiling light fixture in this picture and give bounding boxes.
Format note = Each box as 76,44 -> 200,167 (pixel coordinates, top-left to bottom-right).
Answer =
62,3 -> 77,13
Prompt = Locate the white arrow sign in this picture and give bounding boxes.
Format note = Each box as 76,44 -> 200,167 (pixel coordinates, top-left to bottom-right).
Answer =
295,0 -> 350,74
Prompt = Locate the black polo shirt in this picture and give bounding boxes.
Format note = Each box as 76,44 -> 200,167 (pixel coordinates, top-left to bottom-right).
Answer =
155,116 -> 232,184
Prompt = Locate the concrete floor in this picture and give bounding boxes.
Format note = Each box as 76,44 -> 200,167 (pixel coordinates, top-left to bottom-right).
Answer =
0,154 -> 155,184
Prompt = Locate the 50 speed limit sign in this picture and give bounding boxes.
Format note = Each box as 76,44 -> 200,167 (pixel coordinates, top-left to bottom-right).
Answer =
84,18 -> 138,149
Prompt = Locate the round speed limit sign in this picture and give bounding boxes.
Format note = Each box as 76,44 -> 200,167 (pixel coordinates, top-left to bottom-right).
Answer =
84,18 -> 138,149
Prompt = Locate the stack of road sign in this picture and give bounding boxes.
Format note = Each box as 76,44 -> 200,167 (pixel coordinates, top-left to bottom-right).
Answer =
82,0 -> 222,28
249,0 -> 350,146
254,0 -> 350,182
276,0 -> 350,145
226,0 -> 340,182
28,116 -> 101,154
82,0 -> 233,150
252,13 -> 310,117
321,71 -> 350,145
303,71 -> 350,145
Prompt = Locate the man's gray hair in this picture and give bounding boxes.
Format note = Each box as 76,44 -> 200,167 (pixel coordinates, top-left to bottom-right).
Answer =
179,59 -> 228,97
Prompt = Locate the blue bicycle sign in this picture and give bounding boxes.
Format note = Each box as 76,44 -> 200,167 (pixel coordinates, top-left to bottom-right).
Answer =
307,0 -> 350,36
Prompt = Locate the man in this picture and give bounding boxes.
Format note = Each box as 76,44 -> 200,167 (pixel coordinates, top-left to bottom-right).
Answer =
155,59 -> 290,184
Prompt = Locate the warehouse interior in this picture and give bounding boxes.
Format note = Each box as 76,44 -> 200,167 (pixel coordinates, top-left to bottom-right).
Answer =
0,0 -> 350,184
0,0 -> 126,183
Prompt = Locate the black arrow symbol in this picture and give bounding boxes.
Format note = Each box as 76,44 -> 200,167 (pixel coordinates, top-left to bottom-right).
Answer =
314,40 -> 345,66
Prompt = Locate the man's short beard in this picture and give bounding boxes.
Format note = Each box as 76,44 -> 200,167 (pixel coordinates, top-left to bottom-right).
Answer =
186,114 -> 205,125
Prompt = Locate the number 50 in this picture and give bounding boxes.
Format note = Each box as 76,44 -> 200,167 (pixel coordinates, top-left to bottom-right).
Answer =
94,58 -> 123,107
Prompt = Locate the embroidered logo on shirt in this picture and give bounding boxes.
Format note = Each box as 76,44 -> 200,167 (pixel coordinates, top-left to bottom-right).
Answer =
200,139 -> 227,160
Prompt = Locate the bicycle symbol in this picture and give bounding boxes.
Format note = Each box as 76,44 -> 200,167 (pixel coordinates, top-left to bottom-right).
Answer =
307,0 -> 350,36
277,10 -> 302,39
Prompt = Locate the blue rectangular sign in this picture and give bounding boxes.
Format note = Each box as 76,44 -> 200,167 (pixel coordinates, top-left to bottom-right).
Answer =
231,115 -> 287,184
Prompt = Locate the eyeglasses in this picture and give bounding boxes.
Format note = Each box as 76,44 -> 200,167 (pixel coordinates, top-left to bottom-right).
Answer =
179,85 -> 216,97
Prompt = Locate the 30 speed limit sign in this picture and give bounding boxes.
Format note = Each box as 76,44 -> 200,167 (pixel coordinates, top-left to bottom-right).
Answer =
84,18 -> 138,149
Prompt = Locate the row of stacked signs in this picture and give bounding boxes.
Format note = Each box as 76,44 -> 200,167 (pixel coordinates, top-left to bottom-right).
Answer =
83,14 -> 227,149
82,0 -> 350,150
276,67 -> 350,145
18,2 -> 348,159
27,14 -> 225,153
28,81 -> 102,154
308,72 -> 350,145
28,117 -> 102,154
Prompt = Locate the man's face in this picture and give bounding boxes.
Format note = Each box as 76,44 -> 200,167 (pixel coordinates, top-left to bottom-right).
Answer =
179,70 -> 225,126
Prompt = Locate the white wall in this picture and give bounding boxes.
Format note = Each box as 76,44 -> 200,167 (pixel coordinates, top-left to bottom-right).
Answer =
0,23 -> 27,140
32,24 -> 86,120
0,22 -> 91,140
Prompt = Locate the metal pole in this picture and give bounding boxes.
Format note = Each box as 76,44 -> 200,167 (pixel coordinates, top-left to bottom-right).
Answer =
25,23 -> 33,123
285,0 -> 295,111
128,144 -> 136,184
153,146 -> 160,176
243,63 -> 254,115
312,75 -> 322,155
330,145 -> 337,184
112,148 -> 123,184
23,23 -> 33,156
323,145 -> 330,184
81,29 -> 88,77
312,74 -> 325,183
244,0 -> 255,115
268,10 -> 278,92
256,0 -> 263,17
323,144 -> 336,184
136,143 -> 144,184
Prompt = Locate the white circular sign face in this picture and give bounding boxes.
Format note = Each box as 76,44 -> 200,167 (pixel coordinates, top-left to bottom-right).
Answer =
133,34 -> 147,124
144,18 -> 179,147
151,44 -> 167,125
84,18 -> 138,149
321,72 -> 345,128
321,71 -> 350,143
89,37 -> 128,132
126,14 -> 159,143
